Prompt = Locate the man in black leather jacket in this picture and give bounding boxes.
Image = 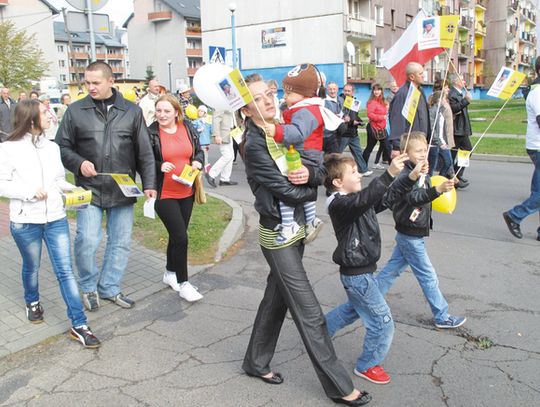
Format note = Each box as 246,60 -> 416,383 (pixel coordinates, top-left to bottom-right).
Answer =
56,61 -> 156,311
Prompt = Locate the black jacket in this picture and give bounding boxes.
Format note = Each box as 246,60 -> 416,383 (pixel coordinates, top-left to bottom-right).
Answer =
383,161 -> 441,237
56,90 -> 156,208
148,120 -> 204,199
339,101 -> 364,138
388,81 -> 430,148
0,97 -> 16,140
243,119 -> 323,230
328,171 -> 414,275
448,87 -> 472,137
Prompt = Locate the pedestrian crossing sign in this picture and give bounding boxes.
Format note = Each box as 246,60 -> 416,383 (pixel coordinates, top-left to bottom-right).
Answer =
209,46 -> 226,64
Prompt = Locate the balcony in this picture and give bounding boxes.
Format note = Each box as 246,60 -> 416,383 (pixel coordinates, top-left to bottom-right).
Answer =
186,27 -> 201,38
475,75 -> 485,86
475,49 -> 486,60
187,67 -> 199,76
111,67 -> 125,74
458,44 -> 470,58
344,15 -> 376,38
68,52 -> 89,59
474,21 -> 487,36
475,0 -> 487,10
69,67 -> 86,73
148,11 -> 172,22
0,0 -> 8,6
519,31 -> 534,44
106,53 -> 124,60
186,48 -> 202,57
459,16 -> 472,30
348,63 -> 377,81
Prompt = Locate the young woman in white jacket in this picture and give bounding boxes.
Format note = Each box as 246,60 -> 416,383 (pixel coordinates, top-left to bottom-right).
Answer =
0,100 -> 100,348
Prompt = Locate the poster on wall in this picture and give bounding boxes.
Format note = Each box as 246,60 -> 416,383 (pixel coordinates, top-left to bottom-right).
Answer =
261,27 -> 287,49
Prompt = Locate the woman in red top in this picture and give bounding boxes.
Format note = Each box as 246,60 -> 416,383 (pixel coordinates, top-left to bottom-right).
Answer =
148,95 -> 204,302
362,84 -> 390,169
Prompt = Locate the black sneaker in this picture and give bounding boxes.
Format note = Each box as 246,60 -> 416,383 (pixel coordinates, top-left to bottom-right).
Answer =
82,291 -> 100,312
102,292 -> 135,309
219,180 -> 238,186
70,325 -> 101,348
204,172 -> 217,188
26,301 -> 44,324
503,211 -> 523,239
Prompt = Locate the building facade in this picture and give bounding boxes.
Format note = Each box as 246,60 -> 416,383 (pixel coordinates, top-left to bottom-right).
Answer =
54,22 -> 127,86
124,0 -> 202,90
0,0 -> 59,79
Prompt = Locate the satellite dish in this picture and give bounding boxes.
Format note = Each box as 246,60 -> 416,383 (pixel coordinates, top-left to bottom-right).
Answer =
346,41 -> 356,57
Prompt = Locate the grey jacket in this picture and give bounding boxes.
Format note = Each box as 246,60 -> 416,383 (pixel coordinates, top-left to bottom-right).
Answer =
0,97 -> 16,141
212,110 -> 233,143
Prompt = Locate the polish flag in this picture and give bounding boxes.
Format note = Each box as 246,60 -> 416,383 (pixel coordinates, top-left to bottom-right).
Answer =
381,11 -> 444,87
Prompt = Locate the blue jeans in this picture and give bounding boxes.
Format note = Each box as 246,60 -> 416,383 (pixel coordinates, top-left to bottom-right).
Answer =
75,204 -> 134,298
428,146 -> 439,176
438,147 -> 454,177
10,217 -> 87,327
376,232 -> 449,324
339,136 -> 369,173
326,273 -> 394,372
508,150 -> 540,235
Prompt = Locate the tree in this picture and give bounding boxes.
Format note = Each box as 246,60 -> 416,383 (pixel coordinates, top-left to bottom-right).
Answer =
0,20 -> 49,89
144,66 -> 156,88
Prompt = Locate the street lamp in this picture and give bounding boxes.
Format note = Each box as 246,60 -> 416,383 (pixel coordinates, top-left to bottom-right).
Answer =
167,60 -> 172,92
228,3 -> 237,69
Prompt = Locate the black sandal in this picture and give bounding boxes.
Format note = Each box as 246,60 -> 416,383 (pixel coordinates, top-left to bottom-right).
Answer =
331,391 -> 372,406
246,371 -> 284,385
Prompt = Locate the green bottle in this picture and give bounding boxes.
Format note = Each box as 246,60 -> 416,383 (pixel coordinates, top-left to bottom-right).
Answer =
286,145 -> 302,172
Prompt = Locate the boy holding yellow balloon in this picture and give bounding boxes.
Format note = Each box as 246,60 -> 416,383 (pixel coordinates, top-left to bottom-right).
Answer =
377,132 -> 467,329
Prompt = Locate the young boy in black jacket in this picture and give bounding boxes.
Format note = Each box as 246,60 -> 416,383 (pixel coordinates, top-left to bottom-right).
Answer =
324,152 -> 421,385
376,132 -> 467,329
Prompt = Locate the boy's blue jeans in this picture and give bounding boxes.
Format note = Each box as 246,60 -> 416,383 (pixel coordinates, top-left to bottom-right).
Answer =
326,273 -> 394,373
10,217 -> 87,327
376,232 -> 449,324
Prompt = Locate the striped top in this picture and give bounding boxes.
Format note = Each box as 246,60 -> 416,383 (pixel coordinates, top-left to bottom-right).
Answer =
259,224 -> 306,250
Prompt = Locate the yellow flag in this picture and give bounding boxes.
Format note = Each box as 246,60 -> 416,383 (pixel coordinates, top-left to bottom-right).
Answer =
343,96 -> 354,110
487,67 -> 526,100
402,85 -> 421,124
439,15 -> 459,49
229,68 -> 253,105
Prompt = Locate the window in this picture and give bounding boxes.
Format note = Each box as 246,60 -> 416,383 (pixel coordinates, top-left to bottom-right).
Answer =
60,74 -> 67,82
406,14 -> 413,27
375,5 -> 384,26
59,60 -> 65,68
375,47 -> 384,67
391,9 -> 395,30
57,45 -> 64,52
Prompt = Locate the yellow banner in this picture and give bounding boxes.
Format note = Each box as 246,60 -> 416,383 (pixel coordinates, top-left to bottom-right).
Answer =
229,68 -> 253,105
487,67 -> 526,100
439,15 -> 459,49
343,96 -> 354,110
402,85 -> 421,124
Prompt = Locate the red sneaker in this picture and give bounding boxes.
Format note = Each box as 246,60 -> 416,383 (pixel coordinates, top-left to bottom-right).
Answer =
354,365 -> 391,384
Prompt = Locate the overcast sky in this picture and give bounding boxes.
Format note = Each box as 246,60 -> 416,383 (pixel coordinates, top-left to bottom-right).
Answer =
48,0 -> 134,27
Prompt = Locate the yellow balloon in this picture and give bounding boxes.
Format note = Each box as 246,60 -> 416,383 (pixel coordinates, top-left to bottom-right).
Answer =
431,175 -> 457,214
185,104 -> 198,120
123,89 -> 137,102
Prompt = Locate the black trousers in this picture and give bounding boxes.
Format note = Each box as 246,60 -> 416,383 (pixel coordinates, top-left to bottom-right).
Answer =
451,135 -> 473,179
242,241 -> 354,399
154,196 -> 194,283
363,123 -> 390,165
323,134 -> 341,155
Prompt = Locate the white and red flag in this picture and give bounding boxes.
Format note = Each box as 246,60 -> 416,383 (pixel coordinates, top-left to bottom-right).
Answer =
381,11 -> 446,86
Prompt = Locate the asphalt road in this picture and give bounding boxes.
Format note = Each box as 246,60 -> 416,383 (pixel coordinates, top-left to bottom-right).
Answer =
0,154 -> 538,407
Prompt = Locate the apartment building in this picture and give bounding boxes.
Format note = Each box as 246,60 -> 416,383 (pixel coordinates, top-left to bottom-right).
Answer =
123,0 -> 203,90
0,0 -> 59,78
485,0 -> 537,85
54,22 -> 127,85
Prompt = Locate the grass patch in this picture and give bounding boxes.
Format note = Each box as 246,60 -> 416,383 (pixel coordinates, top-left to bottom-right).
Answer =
470,137 -> 527,156
469,106 -> 526,135
63,172 -> 232,264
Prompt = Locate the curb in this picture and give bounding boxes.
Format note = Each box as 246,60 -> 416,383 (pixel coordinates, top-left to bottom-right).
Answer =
207,191 -> 245,262
472,153 -> 530,163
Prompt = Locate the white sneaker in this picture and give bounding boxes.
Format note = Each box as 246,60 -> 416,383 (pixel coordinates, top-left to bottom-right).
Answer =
275,222 -> 301,245
178,282 -> 203,302
163,271 -> 181,292
372,163 -> 385,170
304,218 -> 324,244
361,170 -> 373,176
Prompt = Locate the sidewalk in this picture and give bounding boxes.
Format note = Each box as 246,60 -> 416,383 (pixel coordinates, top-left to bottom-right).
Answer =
0,202 -> 209,358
